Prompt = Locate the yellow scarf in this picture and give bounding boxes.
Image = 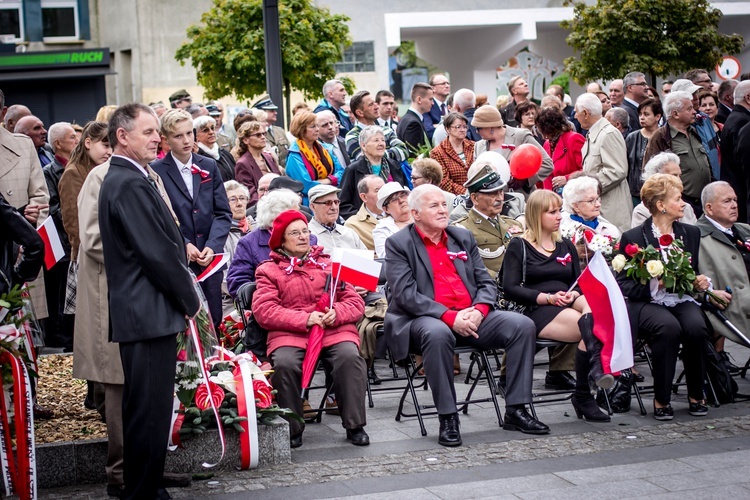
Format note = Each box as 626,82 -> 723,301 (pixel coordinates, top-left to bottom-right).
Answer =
297,139 -> 333,180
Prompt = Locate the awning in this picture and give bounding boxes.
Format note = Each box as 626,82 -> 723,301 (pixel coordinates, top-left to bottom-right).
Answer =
0,67 -> 116,82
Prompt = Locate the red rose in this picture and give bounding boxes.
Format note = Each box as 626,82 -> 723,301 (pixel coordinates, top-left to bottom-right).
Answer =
625,243 -> 640,256
195,381 -> 225,410
659,234 -> 673,247
176,349 -> 188,362
253,379 -> 273,409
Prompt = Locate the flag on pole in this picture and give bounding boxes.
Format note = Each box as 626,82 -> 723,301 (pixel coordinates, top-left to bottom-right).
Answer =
37,217 -> 65,270
577,251 -> 633,373
196,253 -> 230,282
330,249 -> 381,292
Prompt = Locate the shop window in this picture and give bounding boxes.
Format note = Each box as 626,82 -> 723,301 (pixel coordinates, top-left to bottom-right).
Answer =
0,1 -> 22,41
334,42 -> 375,73
42,0 -> 78,40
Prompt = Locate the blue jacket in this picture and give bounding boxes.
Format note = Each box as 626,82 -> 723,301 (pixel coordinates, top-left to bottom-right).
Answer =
285,140 -> 345,206
693,112 -> 720,180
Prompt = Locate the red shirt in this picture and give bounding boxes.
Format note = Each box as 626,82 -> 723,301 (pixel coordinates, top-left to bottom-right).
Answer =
415,226 -> 489,329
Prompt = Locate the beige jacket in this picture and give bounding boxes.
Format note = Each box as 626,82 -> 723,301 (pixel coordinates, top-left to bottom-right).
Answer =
345,204 -> 379,252
0,126 -> 49,318
582,118 -> 633,233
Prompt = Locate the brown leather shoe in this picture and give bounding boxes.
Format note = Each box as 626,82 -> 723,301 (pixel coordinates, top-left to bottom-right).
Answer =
33,403 -> 54,420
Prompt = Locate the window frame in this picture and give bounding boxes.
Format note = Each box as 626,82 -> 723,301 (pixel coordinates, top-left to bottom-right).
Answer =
334,41 -> 375,73
0,1 -> 24,42
41,0 -> 80,42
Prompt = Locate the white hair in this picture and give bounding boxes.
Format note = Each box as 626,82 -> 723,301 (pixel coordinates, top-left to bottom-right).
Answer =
323,79 -> 343,98
562,176 -> 599,213
193,115 -> 216,130
47,121 -> 73,153
575,93 -> 602,117
408,184 -> 443,212
663,91 -> 693,117
642,152 -> 680,181
358,125 -> 384,149
701,181 -> 734,209
223,180 -> 249,197
623,71 -> 645,89
734,80 -> 750,105
315,109 -> 336,123
255,188 -> 301,229
453,88 -> 476,110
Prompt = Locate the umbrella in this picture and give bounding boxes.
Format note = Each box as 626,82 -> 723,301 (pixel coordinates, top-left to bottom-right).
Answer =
300,274 -> 332,392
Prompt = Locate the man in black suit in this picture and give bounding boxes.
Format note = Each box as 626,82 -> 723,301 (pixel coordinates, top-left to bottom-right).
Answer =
151,109 -> 232,326
621,71 -> 649,134
721,81 -> 750,222
99,103 -> 200,500
716,79 -> 738,125
384,184 -> 548,448
397,82 -> 434,157
423,74 -> 451,140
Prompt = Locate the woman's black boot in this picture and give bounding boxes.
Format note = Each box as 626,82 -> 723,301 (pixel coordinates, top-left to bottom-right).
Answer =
578,313 -> 614,394
572,349 -> 611,422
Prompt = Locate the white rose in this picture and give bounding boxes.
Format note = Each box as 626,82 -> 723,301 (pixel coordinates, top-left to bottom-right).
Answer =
611,254 -> 627,272
646,260 -> 664,278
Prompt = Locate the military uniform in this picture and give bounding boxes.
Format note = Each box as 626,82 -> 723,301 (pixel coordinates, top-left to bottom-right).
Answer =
266,125 -> 290,170
453,208 -> 523,278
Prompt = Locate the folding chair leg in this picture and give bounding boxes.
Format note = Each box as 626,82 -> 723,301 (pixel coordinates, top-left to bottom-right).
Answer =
366,377 -> 374,408
395,358 -> 428,436
600,389 -> 614,416
631,381 -> 647,415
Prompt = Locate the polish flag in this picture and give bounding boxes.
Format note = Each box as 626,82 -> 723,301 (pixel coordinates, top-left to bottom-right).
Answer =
37,217 -> 65,270
196,253 -> 230,282
330,249 -> 382,292
577,251 -> 633,373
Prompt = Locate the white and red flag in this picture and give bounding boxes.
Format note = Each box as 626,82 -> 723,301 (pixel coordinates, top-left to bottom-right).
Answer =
577,251 -> 633,373
37,217 -> 65,270
196,253 -> 230,283
330,249 -> 381,292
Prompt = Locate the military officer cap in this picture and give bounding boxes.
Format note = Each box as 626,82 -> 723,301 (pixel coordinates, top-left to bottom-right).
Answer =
253,95 -> 279,110
464,164 -> 507,194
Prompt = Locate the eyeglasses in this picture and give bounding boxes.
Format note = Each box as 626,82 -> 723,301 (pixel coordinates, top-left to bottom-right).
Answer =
228,196 -> 248,203
258,187 -> 269,194
410,174 -> 423,181
434,81 -> 450,86
581,197 -> 602,205
450,125 -> 468,130
631,82 -> 648,87
312,199 -> 340,207
286,229 -> 310,239
200,126 -> 216,132
247,132 -> 265,139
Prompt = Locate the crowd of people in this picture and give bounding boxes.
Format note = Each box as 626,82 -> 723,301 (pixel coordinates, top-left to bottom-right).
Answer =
3,66 -> 750,499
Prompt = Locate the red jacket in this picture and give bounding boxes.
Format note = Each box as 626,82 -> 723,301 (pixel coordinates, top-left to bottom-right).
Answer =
542,131 -> 585,190
252,249 -> 365,355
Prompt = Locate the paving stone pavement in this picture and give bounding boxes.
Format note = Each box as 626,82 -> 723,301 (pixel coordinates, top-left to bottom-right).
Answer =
39,343 -> 750,499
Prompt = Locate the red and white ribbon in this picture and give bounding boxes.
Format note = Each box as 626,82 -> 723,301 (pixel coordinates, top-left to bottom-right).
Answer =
0,350 -> 36,499
190,165 -> 210,179
167,397 -> 185,451
556,253 -> 572,265
447,251 -> 468,261
233,357 -> 259,470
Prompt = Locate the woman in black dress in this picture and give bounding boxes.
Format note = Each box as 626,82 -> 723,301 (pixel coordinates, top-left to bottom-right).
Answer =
503,190 -> 613,421
615,174 -> 711,420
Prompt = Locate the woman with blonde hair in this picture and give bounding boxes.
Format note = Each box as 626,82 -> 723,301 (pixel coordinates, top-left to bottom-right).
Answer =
234,120 -> 280,205
503,190 -> 613,421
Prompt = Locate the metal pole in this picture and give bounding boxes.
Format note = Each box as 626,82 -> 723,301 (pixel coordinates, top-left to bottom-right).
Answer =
262,0 -> 285,129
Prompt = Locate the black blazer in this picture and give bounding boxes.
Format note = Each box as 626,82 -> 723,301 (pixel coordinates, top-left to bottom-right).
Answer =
716,103 -> 731,125
621,99 -> 641,134
396,109 -> 427,156
196,147 -> 236,182
99,156 -> 200,343
151,153 -> 232,255
338,156 -> 407,220
615,218 -> 701,334
0,193 -> 43,294
384,224 -> 496,360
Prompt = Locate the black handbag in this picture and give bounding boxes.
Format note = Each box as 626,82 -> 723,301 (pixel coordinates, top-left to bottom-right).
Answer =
497,242 -> 528,314
597,369 -> 633,413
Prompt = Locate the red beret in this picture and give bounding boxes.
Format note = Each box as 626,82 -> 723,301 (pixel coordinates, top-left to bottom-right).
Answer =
268,209 -> 308,251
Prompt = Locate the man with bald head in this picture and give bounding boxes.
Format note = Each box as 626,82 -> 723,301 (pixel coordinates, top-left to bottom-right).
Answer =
4,104 -> 31,132
317,109 -> 350,168
16,115 -> 53,167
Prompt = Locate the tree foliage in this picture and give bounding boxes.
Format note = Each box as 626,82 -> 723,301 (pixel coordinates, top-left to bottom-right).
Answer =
175,0 -> 354,114
561,0 -> 744,84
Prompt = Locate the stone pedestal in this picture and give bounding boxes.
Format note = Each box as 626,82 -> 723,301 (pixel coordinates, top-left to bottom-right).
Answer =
36,418 -> 290,489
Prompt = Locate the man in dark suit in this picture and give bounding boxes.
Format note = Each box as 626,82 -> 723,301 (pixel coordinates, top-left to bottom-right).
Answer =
621,71 -> 649,134
716,80 -> 737,125
151,109 -> 232,326
423,74 -> 451,140
720,80 -> 750,222
384,184 -> 549,448
99,103 -> 201,500
397,82 -> 434,158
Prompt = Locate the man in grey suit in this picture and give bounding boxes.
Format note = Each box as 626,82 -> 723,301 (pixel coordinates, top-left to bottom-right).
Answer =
99,103 -> 200,500
384,184 -> 548,447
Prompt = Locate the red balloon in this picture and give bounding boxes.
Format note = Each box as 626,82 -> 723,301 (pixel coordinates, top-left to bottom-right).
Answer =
509,144 -> 542,180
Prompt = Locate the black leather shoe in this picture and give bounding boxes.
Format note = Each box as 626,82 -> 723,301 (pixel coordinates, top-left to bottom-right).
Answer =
545,371 -> 576,390
346,427 -> 370,446
720,351 -> 741,375
689,401 -> 708,416
653,403 -> 674,421
106,485 -> 124,498
438,413 -> 462,447
503,408 -> 550,435
368,366 -> 381,385
290,432 -> 303,448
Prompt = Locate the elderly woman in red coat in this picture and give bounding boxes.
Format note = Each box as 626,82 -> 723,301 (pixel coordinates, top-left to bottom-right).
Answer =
252,210 -> 368,449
